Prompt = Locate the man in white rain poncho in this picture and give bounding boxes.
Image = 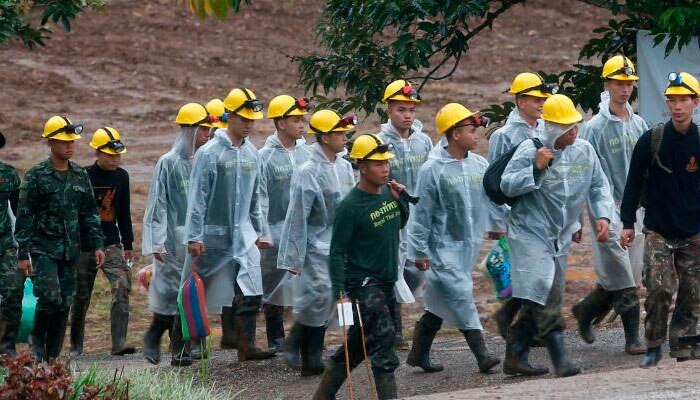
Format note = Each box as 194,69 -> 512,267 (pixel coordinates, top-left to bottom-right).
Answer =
141,103 -> 211,366
501,94 -> 614,378
277,109 -> 355,376
573,55 -> 647,355
406,103 -> 500,374
258,94 -> 311,353
488,72 -> 554,339
182,88 -> 276,364
377,79 -> 430,349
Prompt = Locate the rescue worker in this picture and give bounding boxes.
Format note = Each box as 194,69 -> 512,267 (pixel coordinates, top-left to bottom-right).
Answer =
377,80 -> 428,349
620,71 -> 700,367
501,94 -> 614,377
406,103 -> 500,374
277,109 -> 355,375
313,134 -> 408,400
16,116 -> 105,361
142,103 -> 211,365
183,88 -> 275,364
0,129 -> 23,356
573,55 -> 647,355
258,95 -> 312,354
204,98 -> 228,140
70,127 -> 136,357
489,72 -> 554,339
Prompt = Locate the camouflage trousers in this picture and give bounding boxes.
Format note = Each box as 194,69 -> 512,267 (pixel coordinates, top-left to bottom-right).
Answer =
511,263 -> 566,339
32,254 -> 78,314
0,248 -> 23,323
330,282 -> 400,373
642,231 -> 700,357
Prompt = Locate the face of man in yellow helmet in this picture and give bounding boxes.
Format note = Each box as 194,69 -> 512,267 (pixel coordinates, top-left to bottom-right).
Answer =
387,100 -> 416,132
96,151 -> 121,171
666,95 -> 699,128
359,159 -> 390,187
554,124 -> 579,150
604,79 -> 634,107
228,114 -> 256,143
195,126 -> 210,149
277,115 -> 306,142
516,95 -> 546,126
48,139 -> 76,161
448,119 -> 479,152
319,131 -> 348,154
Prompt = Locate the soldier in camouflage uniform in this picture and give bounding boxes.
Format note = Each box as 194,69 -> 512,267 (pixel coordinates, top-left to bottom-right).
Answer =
15,116 -> 105,362
0,129 -> 24,356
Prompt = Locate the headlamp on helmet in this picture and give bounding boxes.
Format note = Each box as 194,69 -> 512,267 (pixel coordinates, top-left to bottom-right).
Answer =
454,115 -> 490,129
516,82 -> 559,96
46,116 -> 83,138
361,135 -> 394,160
388,83 -> 421,102
334,113 -> 357,130
229,89 -> 264,115
96,127 -> 126,153
604,55 -> 638,79
667,72 -> 698,95
283,98 -> 313,117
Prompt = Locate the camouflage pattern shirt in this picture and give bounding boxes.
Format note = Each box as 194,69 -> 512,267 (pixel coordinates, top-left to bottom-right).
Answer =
15,159 -> 104,261
0,162 -> 21,254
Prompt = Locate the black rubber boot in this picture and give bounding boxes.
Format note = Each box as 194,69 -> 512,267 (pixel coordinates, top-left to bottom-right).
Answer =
572,285 -> 612,344
312,359 -> 348,400
391,302 -> 409,350
110,306 -> 136,356
640,346 -> 662,368
620,304 -> 645,355
235,313 -> 276,362
285,322 -> 303,370
0,319 -> 19,357
503,322 -> 549,376
544,330 -> 581,377
373,368 -> 398,400
170,315 -> 192,367
462,329 -> 500,373
45,310 -> 69,361
32,309 -> 50,362
495,298 -> 520,339
69,309 -> 85,357
220,305 -> 237,350
301,325 -> 326,376
406,316 -> 443,372
143,313 -> 173,364
263,304 -> 286,352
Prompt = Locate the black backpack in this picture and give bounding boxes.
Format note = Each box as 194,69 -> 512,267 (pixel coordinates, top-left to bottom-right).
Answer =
483,137 -> 544,206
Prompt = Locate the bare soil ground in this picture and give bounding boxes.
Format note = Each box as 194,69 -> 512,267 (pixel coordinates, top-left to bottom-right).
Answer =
0,0 -> 644,398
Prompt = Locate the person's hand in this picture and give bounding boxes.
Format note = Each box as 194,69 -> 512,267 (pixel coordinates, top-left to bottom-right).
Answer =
188,242 -> 205,257
256,240 -> 273,250
415,258 -> 430,271
535,147 -> 554,171
487,231 -> 505,240
387,179 -> 407,202
596,219 -> 610,243
154,253 -> 165,262
571,229 -> 583,243
95,250 -> 106,268
620,228 -> 635,250
18,260 -> 32,277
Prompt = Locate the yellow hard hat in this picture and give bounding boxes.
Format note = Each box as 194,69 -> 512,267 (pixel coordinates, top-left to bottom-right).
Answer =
224,88 -> 264,120
42,115 -> 83,141
349,134 -> 395,161
542,94 -> 583,125
435,103 -> 478,134
508,73 -> 557,98
307,109 -> 356,134
267,95 -> 312,119
601,55 -> 639,81
202,99 -> 227,129
664,72 -> 700,96
90,127 -> 127,155
174,103 -> 209,126
382,80 -> 421,103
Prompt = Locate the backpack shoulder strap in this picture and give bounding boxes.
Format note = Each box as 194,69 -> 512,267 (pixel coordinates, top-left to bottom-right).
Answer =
650,124 -> 671,173
531,137 -> 544,149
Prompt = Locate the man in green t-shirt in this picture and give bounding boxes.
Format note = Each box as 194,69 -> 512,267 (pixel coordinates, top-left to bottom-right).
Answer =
313,134 -> 408,400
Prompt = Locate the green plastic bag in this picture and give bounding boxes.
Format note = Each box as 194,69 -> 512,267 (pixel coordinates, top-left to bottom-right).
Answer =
17,278 -> 36,344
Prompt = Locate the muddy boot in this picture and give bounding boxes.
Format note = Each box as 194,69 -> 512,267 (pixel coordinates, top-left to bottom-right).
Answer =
572,285 -> 611,344
544,330 -> 580,377
32,309 -> 50,362
503,323 -> 548,376
462,329 -> 500,373
640,346 -> 662,368
263,304 -> 286,352
312,359 -> 348,400
45,310 -> 69,361
495,298 -> 520,339
620,304 -> 645,355
373,368 -> 398,400
220,306 -> 237,350
236,313 -> 276,362
0,319 -> 19,357
143,313 -> 173,364
110,307 -> 136,356
391,302 -> 409,350
170,316 -> 192,367
285,322 -> 303,370
301,325 -> 326,376
406,315 -> 443,372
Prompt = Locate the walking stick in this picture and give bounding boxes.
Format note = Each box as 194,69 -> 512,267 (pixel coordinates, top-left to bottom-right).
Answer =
339,292 -> 354,400
355,299 -> 377,400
